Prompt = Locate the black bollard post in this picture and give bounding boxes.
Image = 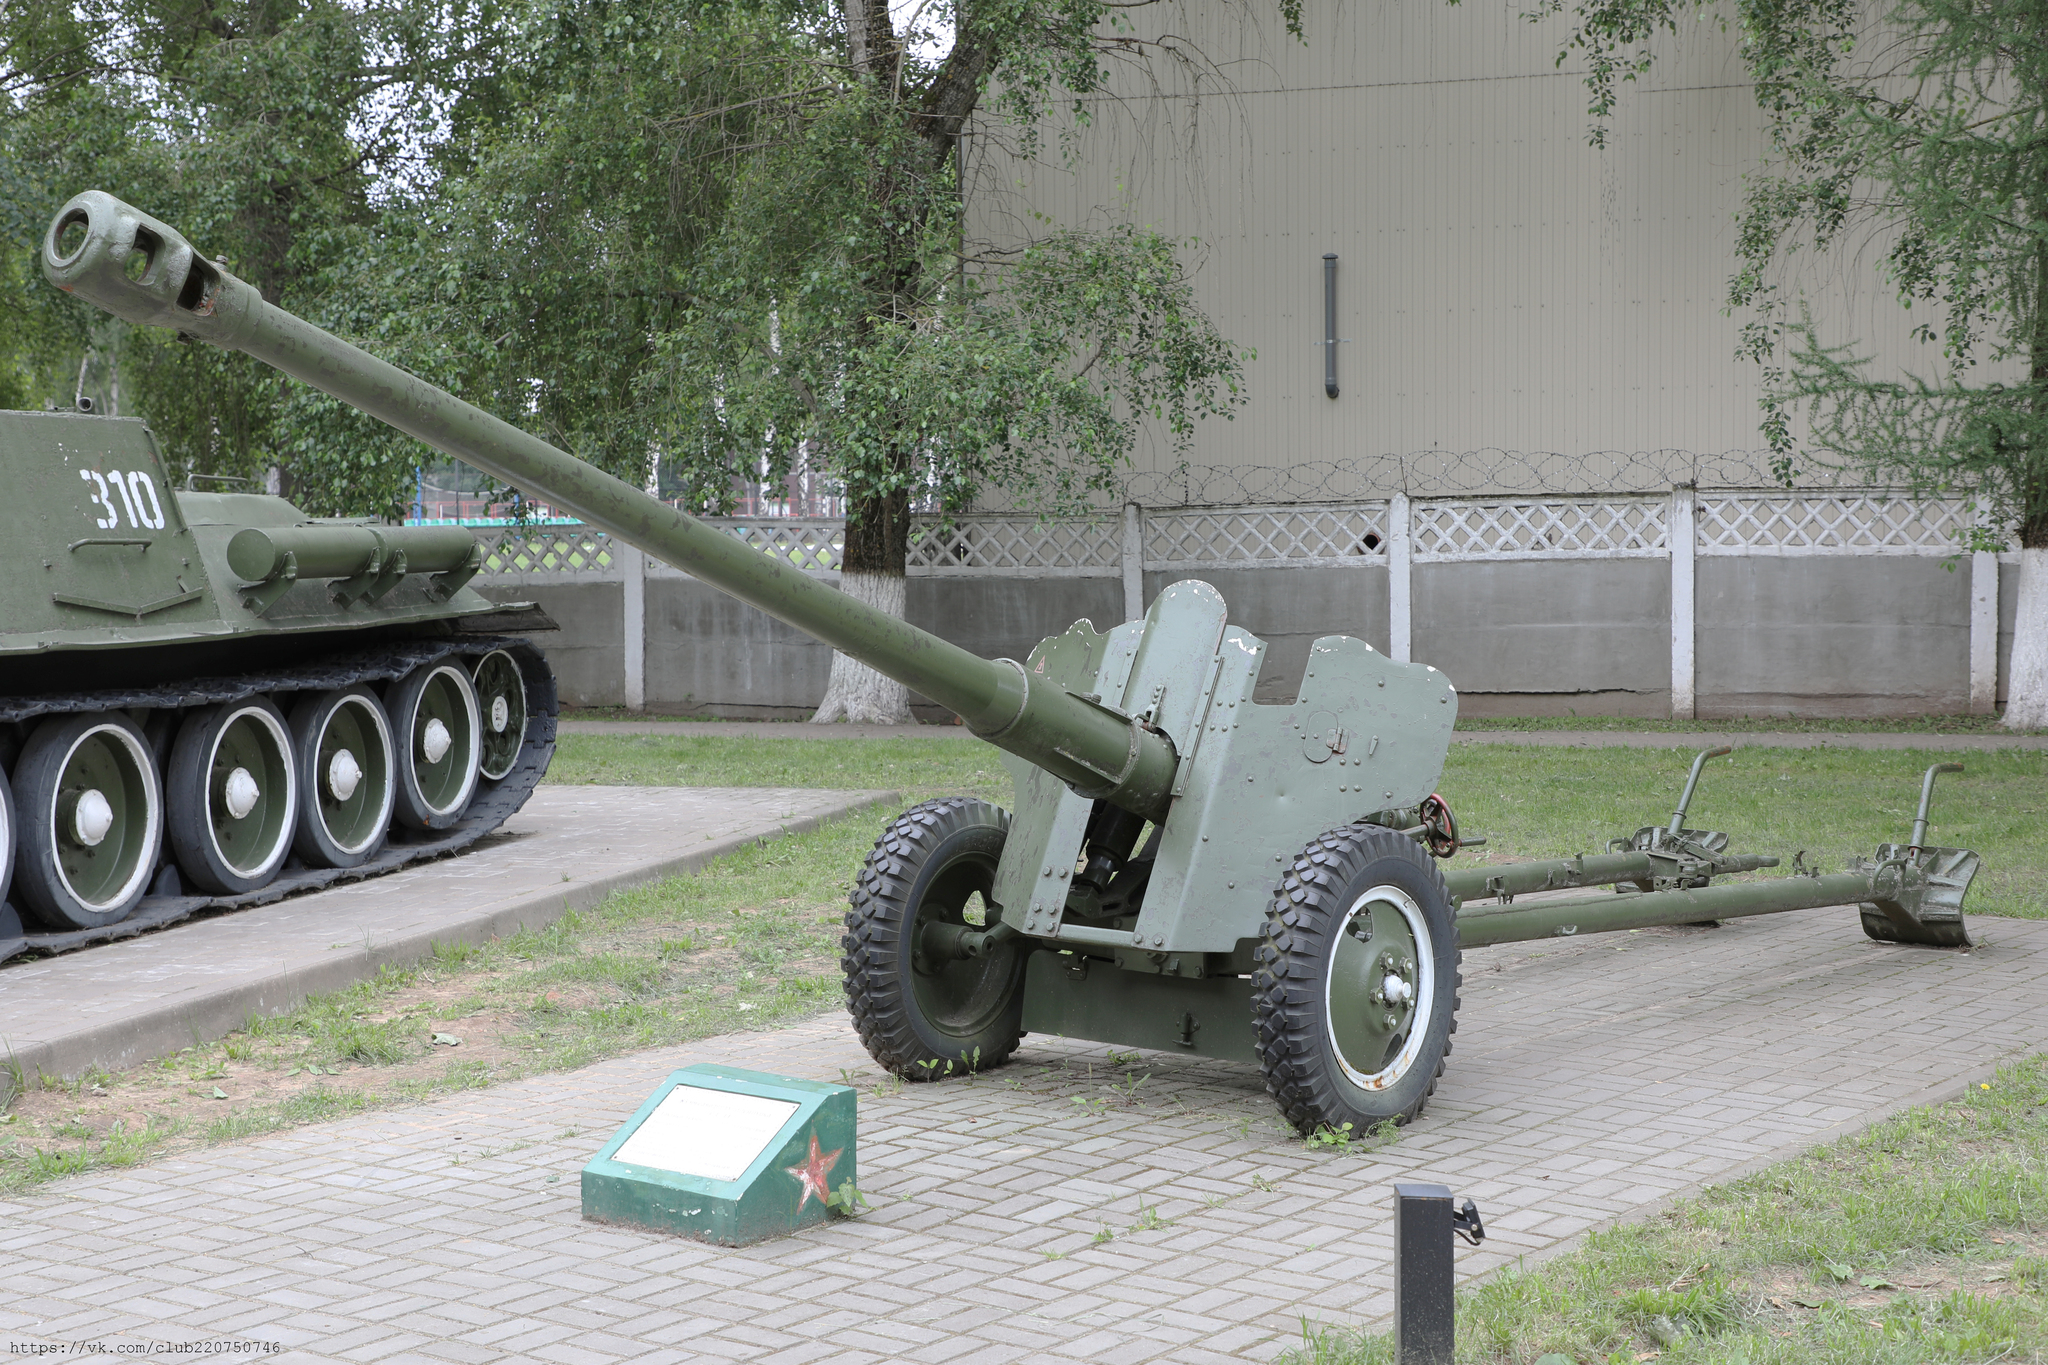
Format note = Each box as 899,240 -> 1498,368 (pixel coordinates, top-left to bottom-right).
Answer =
1394,1182 -> 1485,1365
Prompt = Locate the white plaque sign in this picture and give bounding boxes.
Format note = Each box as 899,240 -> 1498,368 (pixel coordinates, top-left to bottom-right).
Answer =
611,1084 -> 800,1182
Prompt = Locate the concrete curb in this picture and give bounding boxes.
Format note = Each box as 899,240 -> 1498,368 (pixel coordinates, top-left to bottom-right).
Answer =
559,719 -> 974,739
2,789 -> 900,1083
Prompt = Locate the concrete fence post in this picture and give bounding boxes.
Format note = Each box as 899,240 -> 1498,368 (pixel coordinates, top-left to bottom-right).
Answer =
1670,486 -> 1697,720
1970,550 -> 1999,715
620,539 -> 647,712
1122,503 -> 1145,623
1389,493 -> 1412,663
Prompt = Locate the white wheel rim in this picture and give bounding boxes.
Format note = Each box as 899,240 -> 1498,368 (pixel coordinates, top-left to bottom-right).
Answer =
319,696 -> 394,856
47,722 -> 160,912
204,704 -> 297,880
0,778 -> 12,894
407,665 -> 479,817
1326,884 -> 1437,1090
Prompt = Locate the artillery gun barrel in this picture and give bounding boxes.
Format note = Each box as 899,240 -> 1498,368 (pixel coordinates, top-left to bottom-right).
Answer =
1440,848 -> 1778,904
1456,870 -> 1889,948
42,192 -> 1177,820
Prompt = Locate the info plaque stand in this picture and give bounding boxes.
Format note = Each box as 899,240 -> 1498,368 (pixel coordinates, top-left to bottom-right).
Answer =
581,1063 -> 856,1245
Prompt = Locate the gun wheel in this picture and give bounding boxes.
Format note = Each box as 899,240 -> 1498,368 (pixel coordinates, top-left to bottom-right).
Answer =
1253,826 -> 1460,1134
843,797 -> 1026,1079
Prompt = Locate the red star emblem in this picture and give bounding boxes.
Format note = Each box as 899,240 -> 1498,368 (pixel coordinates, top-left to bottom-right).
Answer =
784,1132 -> 843,1210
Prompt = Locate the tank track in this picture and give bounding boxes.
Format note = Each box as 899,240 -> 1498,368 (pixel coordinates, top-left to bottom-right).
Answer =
0,634 -> 557,965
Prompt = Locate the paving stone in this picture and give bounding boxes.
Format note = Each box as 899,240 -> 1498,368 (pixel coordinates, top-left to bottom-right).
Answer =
5,906 -> 2046,1359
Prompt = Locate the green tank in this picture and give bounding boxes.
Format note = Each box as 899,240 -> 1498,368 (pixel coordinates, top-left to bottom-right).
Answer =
0,407 -> 557,962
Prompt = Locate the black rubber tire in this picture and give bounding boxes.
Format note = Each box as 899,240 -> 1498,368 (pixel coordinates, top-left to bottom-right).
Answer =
1253,826 -> 1461,1134
385,662 -> 480,831
167,696 -> 298,895
13,711 -> 164,931
289,686 -> 396,869
843,798 -> 1026,1079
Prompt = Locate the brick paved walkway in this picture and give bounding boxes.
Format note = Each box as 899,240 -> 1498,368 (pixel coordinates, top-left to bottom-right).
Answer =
5,907 -> 2044,1363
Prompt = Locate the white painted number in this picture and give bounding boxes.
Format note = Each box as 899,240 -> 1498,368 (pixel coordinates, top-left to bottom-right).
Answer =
78,467 -> 166,531
108,468 -> 141,526
127,471 -> 165,528
79,468 -> 117,529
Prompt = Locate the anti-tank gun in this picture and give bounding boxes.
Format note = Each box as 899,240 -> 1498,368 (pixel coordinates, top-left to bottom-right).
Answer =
42,191 -> 1985,1133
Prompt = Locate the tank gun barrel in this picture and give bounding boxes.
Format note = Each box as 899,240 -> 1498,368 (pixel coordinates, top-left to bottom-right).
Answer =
42,191 -> 1177,820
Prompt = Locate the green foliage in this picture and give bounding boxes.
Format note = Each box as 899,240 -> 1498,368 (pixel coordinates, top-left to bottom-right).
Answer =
10,0 -> 1247,536
1525,0 -> 2048,549
3,0 -> 505,503
384,0 -> 1249,549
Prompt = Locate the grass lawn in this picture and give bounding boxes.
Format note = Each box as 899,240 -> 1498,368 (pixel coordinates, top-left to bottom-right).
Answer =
1288,1055 -> 2048,1364
547,732 -> 2048,916
1453,713 -> 2047,735
0,739 -> 1007,1195
560,705 -> 2048,735
1440,743 -> 2046,920
2,730 -> 2044,1343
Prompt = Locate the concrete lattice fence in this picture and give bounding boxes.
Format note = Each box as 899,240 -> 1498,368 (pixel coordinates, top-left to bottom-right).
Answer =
469,489 -> 2021,719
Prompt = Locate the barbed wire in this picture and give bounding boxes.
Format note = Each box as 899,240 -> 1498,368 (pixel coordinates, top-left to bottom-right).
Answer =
427,448 -> 1964,523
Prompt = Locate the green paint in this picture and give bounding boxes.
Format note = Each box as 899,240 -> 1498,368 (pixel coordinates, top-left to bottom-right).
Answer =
580,1064 -> 856,1246
0,409 -> 502,660
1020,952 -> 1260,1065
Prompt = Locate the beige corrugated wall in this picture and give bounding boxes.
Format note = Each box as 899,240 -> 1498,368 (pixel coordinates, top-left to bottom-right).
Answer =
963,0 -> 1963,492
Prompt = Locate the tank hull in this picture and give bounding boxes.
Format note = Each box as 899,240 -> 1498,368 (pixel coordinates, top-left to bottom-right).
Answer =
0,406 -> 559,960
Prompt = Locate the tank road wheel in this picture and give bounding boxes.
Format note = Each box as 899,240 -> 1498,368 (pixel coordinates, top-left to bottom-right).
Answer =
14,711 -> 164,930
289,687 -> 396,869
1253,826 -> 1461,1135
843,798 -> 1026,1078
471,649 -> 527,783
385,662 -> 481,830
0,764 -> 15,913
167,697 -> 299,895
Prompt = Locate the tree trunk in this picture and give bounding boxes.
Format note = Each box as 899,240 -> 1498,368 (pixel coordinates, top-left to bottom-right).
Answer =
809,1 -> 977,727
812,488 -> 915,724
